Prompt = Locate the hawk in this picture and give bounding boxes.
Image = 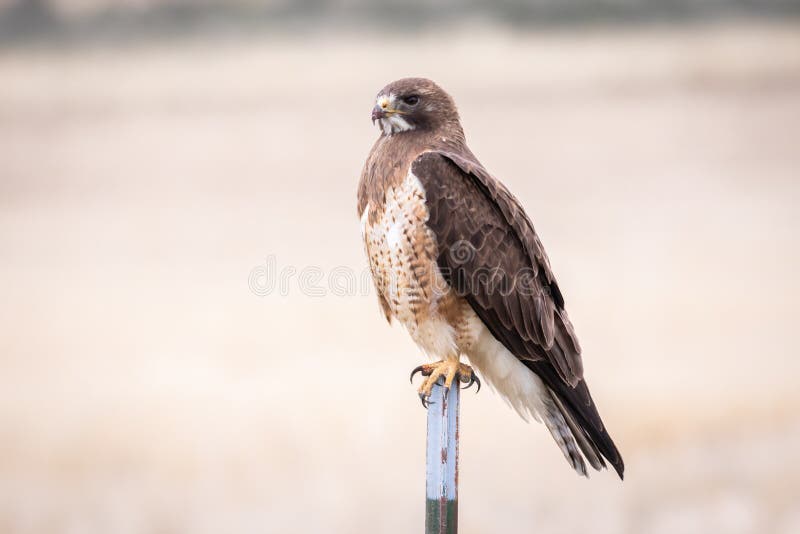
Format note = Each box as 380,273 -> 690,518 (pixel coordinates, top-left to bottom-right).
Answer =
358,78 -> 624,478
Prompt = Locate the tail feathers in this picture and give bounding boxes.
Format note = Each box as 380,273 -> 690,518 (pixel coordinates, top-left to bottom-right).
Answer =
549,391 -> 606,472
542,384 -> 624,479
539,391 -> 589,476
524,358 -> 625,479
541,385 -> 629,478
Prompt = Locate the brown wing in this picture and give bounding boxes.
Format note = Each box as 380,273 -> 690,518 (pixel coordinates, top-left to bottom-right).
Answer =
414,150 -> 582,383
412,151 -> 624,478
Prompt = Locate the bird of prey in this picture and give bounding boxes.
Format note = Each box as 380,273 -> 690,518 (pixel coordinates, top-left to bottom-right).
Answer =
357,78 -> 623,478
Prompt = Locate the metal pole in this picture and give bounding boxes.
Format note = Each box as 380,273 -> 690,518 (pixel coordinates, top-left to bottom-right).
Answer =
425,377 -> 459,534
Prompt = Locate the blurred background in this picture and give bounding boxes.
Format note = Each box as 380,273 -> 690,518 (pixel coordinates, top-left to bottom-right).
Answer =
1,1 -> 799,533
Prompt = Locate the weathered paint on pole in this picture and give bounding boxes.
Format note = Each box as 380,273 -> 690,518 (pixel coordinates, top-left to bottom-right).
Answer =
425,377 -> 459,534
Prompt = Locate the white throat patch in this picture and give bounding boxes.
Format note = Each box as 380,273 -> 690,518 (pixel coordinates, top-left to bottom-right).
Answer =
378,114 -> 415,135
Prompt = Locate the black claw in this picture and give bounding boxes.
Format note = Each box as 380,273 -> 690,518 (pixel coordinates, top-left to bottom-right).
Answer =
410,365 -> 424,384
461,373 -> 481,393
418,392 -> 431,409
410,364 -> 433,384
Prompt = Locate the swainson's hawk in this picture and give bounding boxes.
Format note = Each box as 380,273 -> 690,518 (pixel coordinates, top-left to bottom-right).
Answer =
358,78 -> 623,478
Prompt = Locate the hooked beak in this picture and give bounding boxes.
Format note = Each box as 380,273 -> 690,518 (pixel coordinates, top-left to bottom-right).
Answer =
371,105 -> 386,123
371,97 -> 406,124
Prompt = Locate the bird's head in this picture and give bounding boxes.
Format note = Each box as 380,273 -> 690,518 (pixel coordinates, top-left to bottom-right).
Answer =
371,78 -> 461,136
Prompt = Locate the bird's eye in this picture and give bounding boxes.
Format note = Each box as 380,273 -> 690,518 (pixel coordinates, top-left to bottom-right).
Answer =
403,95 -> 420,106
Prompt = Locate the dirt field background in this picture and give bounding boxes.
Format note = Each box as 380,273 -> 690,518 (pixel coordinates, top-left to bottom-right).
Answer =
1,22 -> 799,534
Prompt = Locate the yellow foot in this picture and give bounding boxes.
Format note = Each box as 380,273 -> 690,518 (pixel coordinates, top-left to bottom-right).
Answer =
409,360 -> 480,408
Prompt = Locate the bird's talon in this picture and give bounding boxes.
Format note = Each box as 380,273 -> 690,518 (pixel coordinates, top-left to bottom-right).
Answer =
411,361 -> 478,407
410,365 -> 427,384
461,373 -> 481,393
419,393 -> 432,408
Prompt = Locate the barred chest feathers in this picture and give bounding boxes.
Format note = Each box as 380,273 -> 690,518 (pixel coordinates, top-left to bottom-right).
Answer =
360,169 -> 477,360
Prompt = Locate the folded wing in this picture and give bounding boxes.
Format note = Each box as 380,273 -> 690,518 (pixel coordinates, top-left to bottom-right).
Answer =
412,151 -> 624,478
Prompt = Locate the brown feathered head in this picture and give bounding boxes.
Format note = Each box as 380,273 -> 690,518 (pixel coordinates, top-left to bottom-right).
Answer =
371,78 -> 462,136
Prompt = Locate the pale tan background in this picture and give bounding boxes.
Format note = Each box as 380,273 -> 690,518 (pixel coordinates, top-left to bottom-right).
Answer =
1,3 -> 800,533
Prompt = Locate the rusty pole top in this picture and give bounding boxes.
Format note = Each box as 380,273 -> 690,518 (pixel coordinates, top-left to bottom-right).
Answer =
425,378 -> 460,534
